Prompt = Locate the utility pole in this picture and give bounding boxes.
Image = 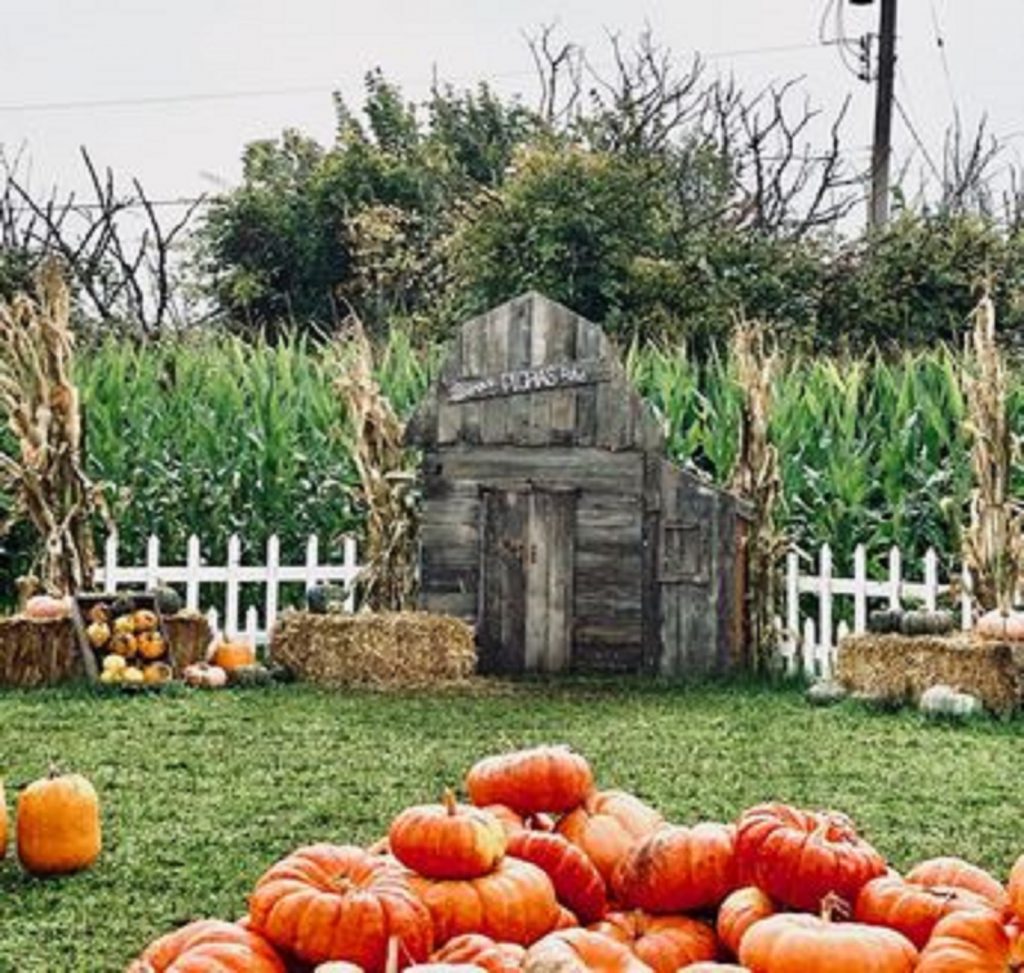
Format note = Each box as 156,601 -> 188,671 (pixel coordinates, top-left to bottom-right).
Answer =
867,0 -> 898,230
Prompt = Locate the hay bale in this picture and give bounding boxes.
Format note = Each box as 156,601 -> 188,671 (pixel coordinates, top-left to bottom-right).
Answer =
270,610 -> 476,688
837,633 -> 1024,716
0,616 -> 79,687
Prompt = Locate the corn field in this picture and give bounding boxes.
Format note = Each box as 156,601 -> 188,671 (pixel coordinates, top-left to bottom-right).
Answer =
2,329 -> 1021,605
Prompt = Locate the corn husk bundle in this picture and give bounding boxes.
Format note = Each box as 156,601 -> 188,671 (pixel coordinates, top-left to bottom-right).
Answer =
729,317 -> 784,670
0,260 -> 105,596
270,611 -> 475,688
961,290 -> 1024,614
0,616 -> 79,687
837,632 -> 1024,716
330,317 -> 418,612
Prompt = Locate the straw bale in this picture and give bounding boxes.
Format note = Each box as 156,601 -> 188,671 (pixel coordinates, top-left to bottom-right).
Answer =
270,610 -> 476,688
0,616 -> 79,687
837,632 -> 1024,716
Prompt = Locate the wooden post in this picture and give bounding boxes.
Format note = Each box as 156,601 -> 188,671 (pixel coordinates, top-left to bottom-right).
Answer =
924,548 -> 938,611
103,532 -> 118,594
786,549 -> 799,654
802,617 -> 817,678
888,546 -> 902,609
265,534 -> 280,635
961,564 -> 973,631
305,534 -> 320,593
225,534 -> 241,639
185,534 -> 201,612
853,543 -> 867,633
819,543 -> 833,670
145,534 -> 161,591
342,535 -> 358,612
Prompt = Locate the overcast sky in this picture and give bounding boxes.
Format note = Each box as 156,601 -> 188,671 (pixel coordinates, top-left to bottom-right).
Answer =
1,0 -> 1021,222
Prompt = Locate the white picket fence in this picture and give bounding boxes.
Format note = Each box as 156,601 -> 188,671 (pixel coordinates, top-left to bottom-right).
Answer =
94,532 -> 361,647
778,543 -> 973,679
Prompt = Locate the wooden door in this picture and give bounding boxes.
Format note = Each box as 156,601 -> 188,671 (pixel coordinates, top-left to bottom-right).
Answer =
477,487 -> 576,674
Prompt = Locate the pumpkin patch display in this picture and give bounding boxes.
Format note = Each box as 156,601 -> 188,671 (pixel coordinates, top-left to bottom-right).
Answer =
590,911 -> 717,973
735,802 -> 886,912
249,844 -> 434,970
506,830 -> 608,924
389,790 -> 507,880
16,769 -> 101,876
406,857 -> 561,946
556,790 -> 663,884
127,918 -> 285,972
612,822 -> 738,913
466,746 -> 593,817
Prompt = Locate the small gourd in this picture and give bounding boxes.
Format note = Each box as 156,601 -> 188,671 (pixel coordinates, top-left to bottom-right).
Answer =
868,609 -> 904,634
900,610 -> 955,637
23,595 -> 70,620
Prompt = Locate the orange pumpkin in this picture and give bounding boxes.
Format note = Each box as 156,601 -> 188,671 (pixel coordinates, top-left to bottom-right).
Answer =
407,856 -> 560,946
524,928 -> 652,973
506,830 -> 608,923
736,803 -> 886,913
591,911 -> 717,973
907,857 -> 1008,914
717,887 -> 774,957
16,770 -> 101,875
23,594 -> 69,620
612,822 -> 738,914
975,609 -> 1024,642
430,934 -> 524,973
390,791 -> 506,880
466,746 -> 593,816
1007,854 -> 1024,923
127,918 -> 285,972
679,965 -> 749,972
854,873 -> 995,949
739,911 -> 917,972
556,790 -> 663,885
136,631 -> 167,661
249,844 -> 433,970
916,910 -> 1015,971
483,805 -> 525,839
211,639 -> 256,671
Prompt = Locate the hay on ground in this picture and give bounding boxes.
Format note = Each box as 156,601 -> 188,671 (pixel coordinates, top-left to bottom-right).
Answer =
837,632 -> 1024,716
270,610 -> 476,688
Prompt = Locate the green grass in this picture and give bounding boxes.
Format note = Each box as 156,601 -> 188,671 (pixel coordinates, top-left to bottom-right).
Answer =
1,681 -> 1023,970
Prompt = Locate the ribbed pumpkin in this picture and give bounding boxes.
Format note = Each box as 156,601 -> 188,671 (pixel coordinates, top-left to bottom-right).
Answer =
523,928 -> 653,973
23,594 -> 70,620
854,873 -> 995,949
484,805 -> 526,839
717,887 -> 774,957
507,830 -> 608,923
211,639 -> 256,671
612,822 -> 737,914
916,911 -> 1016,972
466,746 -> 593,816
16,769 -> 101,875
430,934 -> 525,973
735,803 -> 886,913
248,844 -> 433,970
1007,853 -> 1024,923
738,911 -> 918,972
127,919 -> 285,973
389,791 -> 506,880
679,966 -> 750,972
407,856 -> 560,946
907,857 -> 1008,914
556,790 -> 663,884
591,911 -> 717,973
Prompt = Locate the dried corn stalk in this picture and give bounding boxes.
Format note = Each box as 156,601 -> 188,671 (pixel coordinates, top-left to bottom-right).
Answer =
962,289 -> 1024,613
0,260 -> 105,596
331,316 -> 418,611
729,317 -> 784,671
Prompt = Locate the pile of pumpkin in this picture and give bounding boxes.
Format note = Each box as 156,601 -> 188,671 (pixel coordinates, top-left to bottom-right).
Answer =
129,744 -> 1024,972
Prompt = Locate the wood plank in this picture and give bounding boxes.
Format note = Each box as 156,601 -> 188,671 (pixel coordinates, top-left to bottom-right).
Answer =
546,301 -> 578,445
480,308 -> 510,443
460,315 -> 487,445
545,491 -> 574,672
524,492 -> 550,671
527,301 -> 552,445
574,315 -> 600,446
420,591 -> 476,620
478,490 -> 527,673
506,296 -> 533,444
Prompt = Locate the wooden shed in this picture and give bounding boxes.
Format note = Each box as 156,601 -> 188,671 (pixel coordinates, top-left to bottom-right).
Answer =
406,292 -> 749,676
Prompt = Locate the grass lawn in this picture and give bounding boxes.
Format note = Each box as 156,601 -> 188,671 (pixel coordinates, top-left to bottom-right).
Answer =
2,679 -> 1024,970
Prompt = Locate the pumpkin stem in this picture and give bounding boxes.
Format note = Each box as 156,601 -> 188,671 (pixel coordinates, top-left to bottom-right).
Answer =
820,892 -> 851,923
385,935 -> 400,973
443,788 -> 458,816
47,762 -> 61,780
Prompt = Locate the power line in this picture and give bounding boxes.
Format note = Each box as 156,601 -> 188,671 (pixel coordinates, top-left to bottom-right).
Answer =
929,0 -> 958,112
894,95 -> 943,182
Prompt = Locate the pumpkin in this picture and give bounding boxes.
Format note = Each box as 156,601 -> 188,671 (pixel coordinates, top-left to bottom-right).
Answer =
554,906 -> 579,929
86,621 -> 111,648
407,856 -> 560,946
110,631 -> 138,658
466,746 -> 593,816
523,928 -> 653,973
679,966 -> 749,972
612,822 -> 737,914
16,769 -> 101,875
483,805 -> 526,838
738,910 -> 918,972
1009,853 -> 1024,923
916,910 -> 1015,972
211,639 -> 256,671
143,662 -> 173,686
506,830 -> 608,923
556,790 -> 663,884
590,911 -> 717,973
900,609 -> 955,637
150,585 -> 183,616
132,609 -> 159,632
315,965 -> 366,973
23,594 -> 69,620
127,918 -> 285,972
183,662 -> 228,688
976,609 -> 1024,642
122,666 -> 145,686
854,873 -> 995,949
248,843 -> 433,970
430,934 -> 525,973
389,790 -> 507,880
735,802 -> 886,913
717,887 -> 775,957
907,857 -> 1008,913
114,613 -> 137,636
137,631 -> 167,661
